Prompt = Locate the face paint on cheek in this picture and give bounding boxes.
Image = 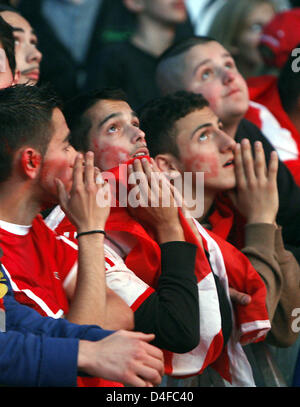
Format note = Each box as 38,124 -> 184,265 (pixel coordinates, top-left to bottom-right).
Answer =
40,158 -> 73,194
183,153 -> 219,179
95,144 -> 131,170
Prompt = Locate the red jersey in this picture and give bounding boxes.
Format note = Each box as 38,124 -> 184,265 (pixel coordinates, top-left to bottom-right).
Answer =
0,214 -> 123,388
0,214 -> 77,317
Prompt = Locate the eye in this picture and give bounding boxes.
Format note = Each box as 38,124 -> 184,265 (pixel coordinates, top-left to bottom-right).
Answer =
201,69 -> 212,80
14,39 -> 20,46
224,60 -> 235,70
31,36 -> 38,46
108,124 -> 118,133
198,132 -> 208,142
132,120 -> 140,128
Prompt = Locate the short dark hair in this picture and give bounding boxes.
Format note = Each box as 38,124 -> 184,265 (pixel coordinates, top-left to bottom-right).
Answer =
63,87 -> 128,153
0,15 -> 15,75
156,35 -> 216,95
278,45 -> 300,113
0,83 -> 61,183
139,91 -> 209,158
158,35 -> 216,63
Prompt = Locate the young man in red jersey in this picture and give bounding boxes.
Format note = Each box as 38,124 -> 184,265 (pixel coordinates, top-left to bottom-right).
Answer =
0,15 -> 164,388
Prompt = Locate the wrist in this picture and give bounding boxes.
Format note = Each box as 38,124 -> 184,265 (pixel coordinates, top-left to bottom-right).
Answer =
77,229 -> 106,239
156,223 -> 185,243
247,216 -> 276,225
77,223 -> 106,234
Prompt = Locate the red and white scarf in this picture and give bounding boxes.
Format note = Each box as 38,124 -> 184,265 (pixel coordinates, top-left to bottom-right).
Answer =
48,159 -> 271,386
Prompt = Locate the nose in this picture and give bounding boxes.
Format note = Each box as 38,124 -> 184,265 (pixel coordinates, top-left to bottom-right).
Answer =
222,68 -> 235,85
131,127 -> 146,144
218,130 -> 236,152
27,45 -> 42,65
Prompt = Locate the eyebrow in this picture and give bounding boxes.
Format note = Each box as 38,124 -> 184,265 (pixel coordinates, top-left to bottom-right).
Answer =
97,111 -> 138,129
193,52 -> 232,76
191,119 -> 222,138
12,27 -> 37,36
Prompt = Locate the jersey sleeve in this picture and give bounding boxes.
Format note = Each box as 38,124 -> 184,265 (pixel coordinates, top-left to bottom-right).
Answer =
104,245 -> 154,309
54,234 -> 78,285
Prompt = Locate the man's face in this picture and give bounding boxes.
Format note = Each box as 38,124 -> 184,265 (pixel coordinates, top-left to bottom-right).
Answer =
175,106 -> 236,193
86,99 -> 148,170
0,46 -> 15,88
38,108 -> 77,204
1,11 -> 42,85
182,42 -> 249,127
141,0 -> 186,24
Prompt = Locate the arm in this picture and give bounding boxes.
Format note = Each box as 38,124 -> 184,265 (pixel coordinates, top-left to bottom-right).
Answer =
0,330 -> 79,387
56,152 -> 116,326
105,242 -> 199,353
134,241 -> 199,353
2,268 -> 163,387
1,282 -> 163,387
237,120 -> 300,259
122,158 -> 200,352
228,139 -> 300,343
266,227 -> 300,347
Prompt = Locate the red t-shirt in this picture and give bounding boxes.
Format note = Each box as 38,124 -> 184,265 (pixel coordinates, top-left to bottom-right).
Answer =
0,214 -> 76,317
0,214 -> 123,387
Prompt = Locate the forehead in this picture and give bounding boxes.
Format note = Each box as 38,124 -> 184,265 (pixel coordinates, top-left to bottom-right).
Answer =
184,41 -> 231,70
86,99 -> 133,124
175,106 -> 219,135
1,11 -> 32,32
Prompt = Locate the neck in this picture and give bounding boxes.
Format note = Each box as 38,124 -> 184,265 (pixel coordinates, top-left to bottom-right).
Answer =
131,16 -> 176,57
0,181 -> 41,225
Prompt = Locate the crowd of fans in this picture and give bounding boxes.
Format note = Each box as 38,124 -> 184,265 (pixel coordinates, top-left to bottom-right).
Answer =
1,0 -> 300,388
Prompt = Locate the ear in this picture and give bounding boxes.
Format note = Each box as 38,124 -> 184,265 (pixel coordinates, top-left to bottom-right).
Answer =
154,153 -> 182,178
20,148 -> 42,179
12,69 -> 20,85
123,0 -> 144,13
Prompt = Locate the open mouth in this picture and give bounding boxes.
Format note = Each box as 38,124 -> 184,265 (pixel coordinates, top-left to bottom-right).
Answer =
22,69 -> 40,81
132,147 -> 149,158
223,159 -> 234,167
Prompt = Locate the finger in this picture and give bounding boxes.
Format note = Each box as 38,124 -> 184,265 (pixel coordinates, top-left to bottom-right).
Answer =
71,153 -> 84,190
253,141 -> 267,179
150,157 -> 161,173
94,166 -> 101,184
229,287 -> 251,305
55,178 -> 69,209
84,151 -> 95,186
142,158 -> 155,187
268,150 -> 279,184
241,138 -> 256,185
126,331 -> 156,342
233,143 -> 246,188
135,362 -> 163,386
133,159 -> 150,205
